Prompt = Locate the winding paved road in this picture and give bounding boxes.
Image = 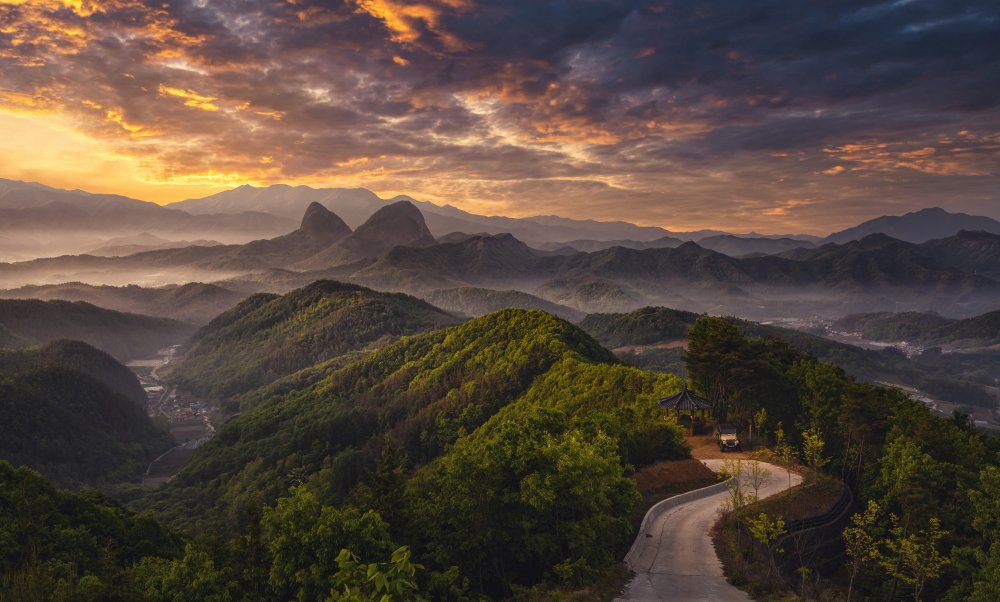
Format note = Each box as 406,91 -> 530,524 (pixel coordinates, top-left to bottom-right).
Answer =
616,460 -> 802,602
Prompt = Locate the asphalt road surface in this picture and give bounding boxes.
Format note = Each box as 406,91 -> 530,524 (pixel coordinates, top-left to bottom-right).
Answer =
617,460 -> 802,602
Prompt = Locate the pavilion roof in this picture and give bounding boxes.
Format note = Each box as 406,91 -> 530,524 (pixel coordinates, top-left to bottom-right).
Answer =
657,387 -> 712,411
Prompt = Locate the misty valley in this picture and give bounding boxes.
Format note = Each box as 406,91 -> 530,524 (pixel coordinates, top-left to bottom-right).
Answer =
0,178 -> 998,601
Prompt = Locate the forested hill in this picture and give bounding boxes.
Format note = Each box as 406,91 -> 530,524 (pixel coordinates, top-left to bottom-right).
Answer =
147,309 -> 689,595
834,310 -> 1000,346
579,306 -> 702,348
170,279 -> 461,398
0,339 -> 147,403
0,298 -> 193,361
0,341 -> 172,487
578,306 -> 999,409
0,461 -> 183,600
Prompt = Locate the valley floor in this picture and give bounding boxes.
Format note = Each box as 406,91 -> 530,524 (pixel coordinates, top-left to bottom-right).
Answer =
131,347 -> 219,487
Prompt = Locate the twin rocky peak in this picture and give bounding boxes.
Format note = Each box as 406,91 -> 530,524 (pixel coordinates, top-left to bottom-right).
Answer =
284,200 -> 439,268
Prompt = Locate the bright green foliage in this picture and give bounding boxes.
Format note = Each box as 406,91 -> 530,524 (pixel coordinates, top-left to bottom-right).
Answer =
408,410 -> 640,595
0,461 -> 181,600
745,512 -> 787,578
0,342 -> 172,486
681,316 -> 1000,599
126,545 -> 234,602
152,309 -> 628,523
262,485 -> 393,601
881,516 -> 949,602
774,423 -> 795,490
801,426 -> 828,474
172,280 -> 458,398
327,546 -> 426,602
968,542 -> 1000,602
790,360 -> 846,432
843,500 -> 882,602
966,465 -> 1000,601
146,309 -> 685,598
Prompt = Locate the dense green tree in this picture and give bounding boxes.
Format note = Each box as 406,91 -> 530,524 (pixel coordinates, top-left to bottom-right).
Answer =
408,409 -> 639,596
262,485 -> 394,602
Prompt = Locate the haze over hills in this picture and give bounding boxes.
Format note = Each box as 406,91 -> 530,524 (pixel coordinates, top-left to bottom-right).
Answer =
0,298 -> 194,361
425,286 -> 585,321
3,176 -> 998,265
2,193 -> 999,320
292,201 -> 437,269
86,233 -> 224,257
171,183 -> 681,244
825,207 -> 1000,244
0,281 -> 245,324
0,179 -> 296,260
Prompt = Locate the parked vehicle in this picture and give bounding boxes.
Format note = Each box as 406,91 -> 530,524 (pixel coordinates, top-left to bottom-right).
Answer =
715,423 -> 741,451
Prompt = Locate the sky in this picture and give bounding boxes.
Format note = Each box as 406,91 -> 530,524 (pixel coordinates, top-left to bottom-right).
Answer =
0,0 -> 998,235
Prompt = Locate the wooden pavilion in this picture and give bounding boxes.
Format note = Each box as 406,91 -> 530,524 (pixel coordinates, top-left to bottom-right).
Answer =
658,387 -> 712,435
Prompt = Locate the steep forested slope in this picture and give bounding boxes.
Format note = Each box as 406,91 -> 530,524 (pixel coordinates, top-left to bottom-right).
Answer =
0,461 -> 182,600
684,316 -> 1000,601
154,310 -> 683,518
0,342 -> 172,486
148,309 -> 687,596
0,298 -> 193,361
170,280 -> 460,398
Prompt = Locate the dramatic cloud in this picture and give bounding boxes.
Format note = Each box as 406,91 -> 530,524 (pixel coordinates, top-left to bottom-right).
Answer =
0,0 -> 997,233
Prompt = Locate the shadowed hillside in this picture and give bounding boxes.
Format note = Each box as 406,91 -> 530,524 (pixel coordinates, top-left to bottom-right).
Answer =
0,298 -> 193,361
0,341 -> 172,486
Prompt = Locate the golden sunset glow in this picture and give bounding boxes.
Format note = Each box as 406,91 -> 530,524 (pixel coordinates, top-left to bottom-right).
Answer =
0,0 -> 995,232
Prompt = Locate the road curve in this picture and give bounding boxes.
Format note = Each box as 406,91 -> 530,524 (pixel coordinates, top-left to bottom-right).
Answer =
616,460 -> 802,602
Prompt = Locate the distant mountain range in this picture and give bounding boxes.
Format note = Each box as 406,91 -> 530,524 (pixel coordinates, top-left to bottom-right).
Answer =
169,184 -> 680,244
0,179 -> 294,245
2,177 -> 998,262
826,207 -> 1000,244
2,177 -> 999,321
3,197 -> 997,319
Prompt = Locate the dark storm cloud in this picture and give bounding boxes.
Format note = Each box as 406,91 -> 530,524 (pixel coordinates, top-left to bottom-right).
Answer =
0,0 -> 997,232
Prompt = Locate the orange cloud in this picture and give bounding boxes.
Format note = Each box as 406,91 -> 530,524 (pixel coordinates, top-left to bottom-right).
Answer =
824,136 -> 992,176
762,199 -> 814,216
105,108 -> 158,138
158,85 -> 220,112
354,0 -> 472,50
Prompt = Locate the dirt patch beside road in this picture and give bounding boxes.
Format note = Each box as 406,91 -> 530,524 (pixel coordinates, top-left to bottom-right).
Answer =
631,459 -> 720,530
687,433 -> 764,460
